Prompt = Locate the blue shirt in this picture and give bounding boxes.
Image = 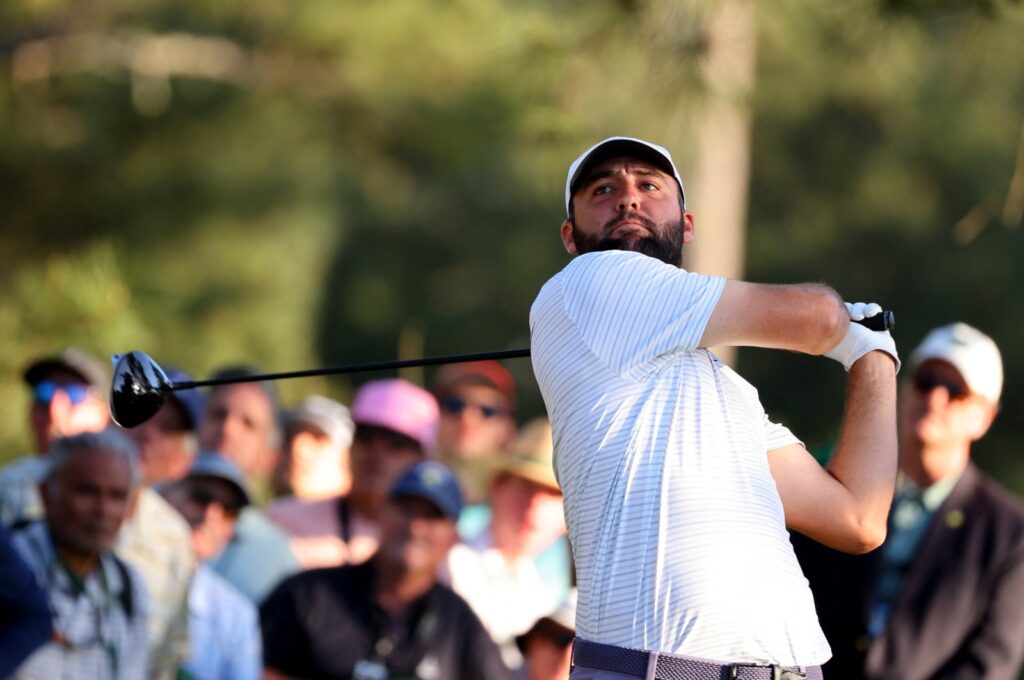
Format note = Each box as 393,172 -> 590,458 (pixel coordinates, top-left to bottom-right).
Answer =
209,507 -> 300,605
183,565 -> 261,680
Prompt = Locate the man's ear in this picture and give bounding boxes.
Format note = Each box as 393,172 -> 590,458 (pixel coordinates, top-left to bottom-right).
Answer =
682,211 -> 696,244
560,220 -> 578,254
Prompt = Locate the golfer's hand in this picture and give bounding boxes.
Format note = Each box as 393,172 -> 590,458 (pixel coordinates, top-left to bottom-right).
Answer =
825,302 -> 900,372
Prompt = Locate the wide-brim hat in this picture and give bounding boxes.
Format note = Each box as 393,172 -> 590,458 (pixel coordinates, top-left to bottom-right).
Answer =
495,418 -> 559,492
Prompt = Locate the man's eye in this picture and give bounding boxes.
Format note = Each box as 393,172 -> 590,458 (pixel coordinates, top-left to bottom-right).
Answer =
593,185 -> 612,195
641,181 -> 659,191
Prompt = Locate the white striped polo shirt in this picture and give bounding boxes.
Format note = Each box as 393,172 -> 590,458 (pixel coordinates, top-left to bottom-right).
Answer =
529,250 -> 830,666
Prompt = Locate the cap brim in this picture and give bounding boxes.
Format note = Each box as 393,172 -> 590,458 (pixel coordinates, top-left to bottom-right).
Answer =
569,139 -> 678,197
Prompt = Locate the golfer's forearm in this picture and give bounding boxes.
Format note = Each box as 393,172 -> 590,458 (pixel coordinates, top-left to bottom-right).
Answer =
826,352 -> 899,550
701,281 -> 848,354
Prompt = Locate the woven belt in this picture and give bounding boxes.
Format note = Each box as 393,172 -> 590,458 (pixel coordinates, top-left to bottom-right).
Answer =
572,638 -> 822,680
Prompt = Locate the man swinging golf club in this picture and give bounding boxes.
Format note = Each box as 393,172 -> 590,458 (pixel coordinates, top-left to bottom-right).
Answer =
529,137 -> 900,680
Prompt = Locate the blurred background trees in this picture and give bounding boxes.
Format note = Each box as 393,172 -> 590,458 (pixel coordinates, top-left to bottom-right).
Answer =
1,0 -> 1022,489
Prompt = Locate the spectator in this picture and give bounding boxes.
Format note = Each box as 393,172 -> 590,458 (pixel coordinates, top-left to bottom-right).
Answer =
196,369 -> 300,602
271,379 -> 440,570
198,366 -> 282,505
185,452 -> 299,604
432,361 -> 518,504
119,368 -> 204,680
0,523 -> 51,677
126,368 -> 205,488
266,396 -> 357,568
445,418 -> 569,664
0,347 -> 110,524
514,590 -> 577,680
162,457 -> 262,680
261,461 -> 513,680
8,430 -> 149,679
270,395 -> 354,500
0,350 -> 192,680
795,323 -> 1024,679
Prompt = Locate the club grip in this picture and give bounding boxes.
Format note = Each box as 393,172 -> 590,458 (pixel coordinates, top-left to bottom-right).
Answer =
853,310 -> 894,332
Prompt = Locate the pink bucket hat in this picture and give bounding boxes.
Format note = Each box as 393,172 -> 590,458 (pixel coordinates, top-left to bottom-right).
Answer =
350,379 -> 440,452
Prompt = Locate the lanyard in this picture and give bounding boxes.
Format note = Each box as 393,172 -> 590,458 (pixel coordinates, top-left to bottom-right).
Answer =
24,526 -> 122,678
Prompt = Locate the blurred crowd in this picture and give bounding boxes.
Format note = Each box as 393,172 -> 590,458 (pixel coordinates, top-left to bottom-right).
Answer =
0,349 -> 574,680
2,321 -> 1023,680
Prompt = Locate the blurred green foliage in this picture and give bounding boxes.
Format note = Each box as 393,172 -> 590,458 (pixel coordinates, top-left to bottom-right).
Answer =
1,0 -> 1023,498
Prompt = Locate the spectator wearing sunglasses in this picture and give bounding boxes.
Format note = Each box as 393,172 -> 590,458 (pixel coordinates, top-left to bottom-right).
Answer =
1,352 -> 196,680
515,589 -> 577,680
795,323 -> 1024,680
432,361 -> 518,505
0,348 -> 110,525
161,454 -> 262,680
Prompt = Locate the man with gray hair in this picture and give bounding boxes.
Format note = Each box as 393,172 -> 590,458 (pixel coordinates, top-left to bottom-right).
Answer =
8,429 -> 150,679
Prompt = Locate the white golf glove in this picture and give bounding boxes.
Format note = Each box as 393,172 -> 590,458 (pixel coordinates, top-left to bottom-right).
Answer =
824,302 -> 900,373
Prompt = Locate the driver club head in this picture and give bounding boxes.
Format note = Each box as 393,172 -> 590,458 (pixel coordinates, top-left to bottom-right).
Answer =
110,351 -> 174,428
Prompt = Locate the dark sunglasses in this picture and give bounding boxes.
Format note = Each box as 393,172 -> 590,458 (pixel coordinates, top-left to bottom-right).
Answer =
912,372 -> 969,400
530,621 -> 574,648
439,396 -> 505,419
32,381 -> 92,406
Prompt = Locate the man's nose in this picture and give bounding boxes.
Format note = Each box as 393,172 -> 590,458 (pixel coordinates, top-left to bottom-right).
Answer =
925,385 -> 952,409
616,184 -> 641,212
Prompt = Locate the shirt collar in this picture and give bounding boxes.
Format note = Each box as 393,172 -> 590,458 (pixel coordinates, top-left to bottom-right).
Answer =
897,471 -> 962,512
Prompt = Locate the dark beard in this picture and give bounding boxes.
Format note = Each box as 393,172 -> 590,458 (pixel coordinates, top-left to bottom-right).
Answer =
570,212 -> 684,266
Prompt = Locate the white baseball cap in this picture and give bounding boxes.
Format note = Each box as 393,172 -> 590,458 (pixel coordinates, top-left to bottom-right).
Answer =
564,136 -> 686,217
286,396 -> 354,448
909,323 -> 1003,403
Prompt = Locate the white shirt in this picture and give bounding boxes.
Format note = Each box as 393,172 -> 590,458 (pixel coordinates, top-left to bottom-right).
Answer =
446,528 -> 562,645
10,521 -> 150,680
529,250 -> 830,666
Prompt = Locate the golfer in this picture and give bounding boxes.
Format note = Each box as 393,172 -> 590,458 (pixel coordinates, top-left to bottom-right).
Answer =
530,137 -> 900,680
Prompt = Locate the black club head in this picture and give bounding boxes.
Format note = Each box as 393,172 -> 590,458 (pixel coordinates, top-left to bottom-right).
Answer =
109,351 -> 174,428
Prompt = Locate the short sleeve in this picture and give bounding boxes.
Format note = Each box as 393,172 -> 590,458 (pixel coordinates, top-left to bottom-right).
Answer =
560,252 -> 725,379
765,414 -> 802,453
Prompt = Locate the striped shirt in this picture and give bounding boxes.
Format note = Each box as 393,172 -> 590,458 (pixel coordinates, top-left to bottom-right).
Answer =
10,521 -> 150,680
529,250 -> 830,666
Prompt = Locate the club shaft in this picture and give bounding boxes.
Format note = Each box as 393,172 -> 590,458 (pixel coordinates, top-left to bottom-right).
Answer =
170,348 -> 532,391
166,312 -> 891,392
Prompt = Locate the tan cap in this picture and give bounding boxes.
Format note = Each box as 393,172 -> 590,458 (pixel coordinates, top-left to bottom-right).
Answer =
23,347 -> 110,391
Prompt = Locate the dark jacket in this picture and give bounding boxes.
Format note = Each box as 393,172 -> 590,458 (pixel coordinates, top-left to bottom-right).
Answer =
0,523 -> 52,676
794,463 -> 1024,680
260,559 -> 514,680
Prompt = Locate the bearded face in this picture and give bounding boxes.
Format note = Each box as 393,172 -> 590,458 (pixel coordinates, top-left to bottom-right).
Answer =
570,210 -> 685,267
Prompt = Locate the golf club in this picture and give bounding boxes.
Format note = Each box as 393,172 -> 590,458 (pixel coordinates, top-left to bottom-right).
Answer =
109,311 -> 893,428
110,347 -> 532,428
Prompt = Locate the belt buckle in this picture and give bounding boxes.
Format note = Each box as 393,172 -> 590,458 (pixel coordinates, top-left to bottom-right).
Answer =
728,663 -> 807,680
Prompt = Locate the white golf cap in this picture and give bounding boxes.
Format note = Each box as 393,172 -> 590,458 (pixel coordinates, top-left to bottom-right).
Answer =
909,322 -> 1003,403
565,136 -> 686,217
286,395 -> 354,448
